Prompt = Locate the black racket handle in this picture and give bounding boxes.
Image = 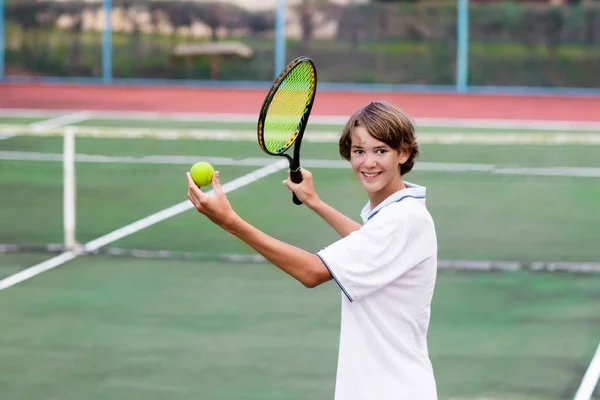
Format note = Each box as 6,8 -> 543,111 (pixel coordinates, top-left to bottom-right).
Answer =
290,168 -> 303,205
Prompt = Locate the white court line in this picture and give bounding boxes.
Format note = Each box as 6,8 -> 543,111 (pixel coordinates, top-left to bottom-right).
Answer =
0,251 -> 79,291
1,151 -> 600,178
0,109 -> 64,118
29,111 -> 92,132
90,249 -> 600,273
2,108 -> 600,131
573,342 -> 600,400
2,125 -> 600,144
0,160 -> 288,292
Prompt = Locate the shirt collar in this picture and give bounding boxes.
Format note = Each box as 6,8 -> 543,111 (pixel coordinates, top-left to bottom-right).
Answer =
360,181 -> 427,223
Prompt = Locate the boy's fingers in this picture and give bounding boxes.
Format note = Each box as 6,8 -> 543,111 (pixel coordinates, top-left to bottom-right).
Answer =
187,186 -> 199,204
187,190 -> 196,205
186,172 -> 197,188
283,179 -> 295,190
186,172 -> 205,200
186,172 -> 201,191
212,171 -> 222,191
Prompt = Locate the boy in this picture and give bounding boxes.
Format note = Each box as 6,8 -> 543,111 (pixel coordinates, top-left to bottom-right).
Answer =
186,101 -> 438,399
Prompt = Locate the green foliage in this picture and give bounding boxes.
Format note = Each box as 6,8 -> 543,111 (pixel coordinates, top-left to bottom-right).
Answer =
4,1 -> 600,87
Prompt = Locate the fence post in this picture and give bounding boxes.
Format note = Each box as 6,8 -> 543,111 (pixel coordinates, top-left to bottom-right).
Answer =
102,0 -> 112,83
274,0 -> 286,77
0,0 -> 4,81
456,0 -> 469,93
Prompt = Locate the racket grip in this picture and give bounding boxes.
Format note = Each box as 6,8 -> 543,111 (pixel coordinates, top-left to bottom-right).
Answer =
290,168 -> 303,206
292,193 -> 302,205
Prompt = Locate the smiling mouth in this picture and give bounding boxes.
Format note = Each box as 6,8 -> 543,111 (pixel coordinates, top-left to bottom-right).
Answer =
361,172 -> 382,179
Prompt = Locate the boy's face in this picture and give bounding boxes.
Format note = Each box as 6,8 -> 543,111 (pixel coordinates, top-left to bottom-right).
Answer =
349,126 -> 409,204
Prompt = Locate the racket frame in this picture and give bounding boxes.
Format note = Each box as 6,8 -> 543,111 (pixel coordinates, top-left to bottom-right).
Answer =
257,56 -> 317,205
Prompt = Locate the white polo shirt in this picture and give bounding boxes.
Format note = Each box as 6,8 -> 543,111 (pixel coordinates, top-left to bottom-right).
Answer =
316,182 -> 438,400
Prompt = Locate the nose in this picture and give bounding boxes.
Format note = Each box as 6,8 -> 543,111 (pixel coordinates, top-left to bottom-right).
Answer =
363,153 -> 378,168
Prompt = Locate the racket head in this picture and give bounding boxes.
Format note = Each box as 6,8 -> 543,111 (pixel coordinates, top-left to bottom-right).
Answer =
257,57 -> 317,158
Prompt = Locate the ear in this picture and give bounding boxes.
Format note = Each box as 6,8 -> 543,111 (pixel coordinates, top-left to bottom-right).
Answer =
397,148 -> 411,165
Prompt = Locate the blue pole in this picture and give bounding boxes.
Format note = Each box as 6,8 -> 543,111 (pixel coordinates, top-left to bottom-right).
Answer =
274,0 -> 286,77
102,0 -> 112,83
456,0 -> 469,93
0,0 -> 4,81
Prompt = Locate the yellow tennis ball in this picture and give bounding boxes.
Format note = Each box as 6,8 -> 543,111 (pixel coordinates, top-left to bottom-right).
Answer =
190,161 -> 214,187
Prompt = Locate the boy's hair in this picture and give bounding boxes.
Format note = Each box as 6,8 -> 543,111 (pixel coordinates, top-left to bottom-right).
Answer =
338,101 -> 419,176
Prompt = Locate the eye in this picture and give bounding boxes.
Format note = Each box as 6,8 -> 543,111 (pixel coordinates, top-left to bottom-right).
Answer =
353,149 -> 364,155
376,149 -> 387,154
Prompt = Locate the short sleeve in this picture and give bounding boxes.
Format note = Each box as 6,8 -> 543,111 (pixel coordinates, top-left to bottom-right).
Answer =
317,205 -> 423,302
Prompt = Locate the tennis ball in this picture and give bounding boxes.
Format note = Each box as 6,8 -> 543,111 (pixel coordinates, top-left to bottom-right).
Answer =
190,161 -> 215,187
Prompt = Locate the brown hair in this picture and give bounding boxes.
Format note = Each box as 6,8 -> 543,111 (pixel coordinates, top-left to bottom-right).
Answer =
338,101 -> 419,175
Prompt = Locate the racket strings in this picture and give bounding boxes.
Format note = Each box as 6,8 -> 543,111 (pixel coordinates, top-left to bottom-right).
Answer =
263,63 -> 316,154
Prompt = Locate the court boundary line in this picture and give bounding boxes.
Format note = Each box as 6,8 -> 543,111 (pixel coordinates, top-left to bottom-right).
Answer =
0,160 -> 288,292
1,151 -> 600,178
29,111 -> 92,132
2,245 -> 599,274
2,108 -> 600,131
2,125 -> 600,145
573,342 -> 600,400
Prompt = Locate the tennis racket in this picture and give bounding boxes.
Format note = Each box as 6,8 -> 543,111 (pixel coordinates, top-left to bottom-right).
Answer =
257,56 -> 317,205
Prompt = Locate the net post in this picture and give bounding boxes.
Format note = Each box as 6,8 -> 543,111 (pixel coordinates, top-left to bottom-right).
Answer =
102,0 -> 112,83
456,0 -> 469,93
0,0 -> 5,81
63,127 -> 77,251
274,0 -> 286,78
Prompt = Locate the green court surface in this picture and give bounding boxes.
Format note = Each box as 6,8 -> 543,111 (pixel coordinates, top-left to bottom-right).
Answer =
3,135 -> 600,168
0,257 -> 598,400
2,113 -> 600,135
0,253 -> 54,279
1,114 -> 599,400
70,118 -> 600,134
0,116 -> 48,125
1,145 -> 599,262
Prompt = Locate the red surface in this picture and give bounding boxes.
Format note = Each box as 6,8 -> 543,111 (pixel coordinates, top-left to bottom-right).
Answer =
2,83 -> 600,122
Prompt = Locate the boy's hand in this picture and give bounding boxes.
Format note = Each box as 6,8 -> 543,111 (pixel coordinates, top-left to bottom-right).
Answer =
283,168 -> 319,208
187,171 -> 237,229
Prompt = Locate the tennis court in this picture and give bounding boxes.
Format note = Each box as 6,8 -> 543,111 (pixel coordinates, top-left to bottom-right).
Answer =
1,110 -> 599,400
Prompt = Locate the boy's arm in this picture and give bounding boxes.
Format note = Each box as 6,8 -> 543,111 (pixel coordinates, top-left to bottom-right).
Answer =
307,198 -> 362,238
283,168 -> 362,238
224,214 -> 332,288
187,171 -> 331,288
